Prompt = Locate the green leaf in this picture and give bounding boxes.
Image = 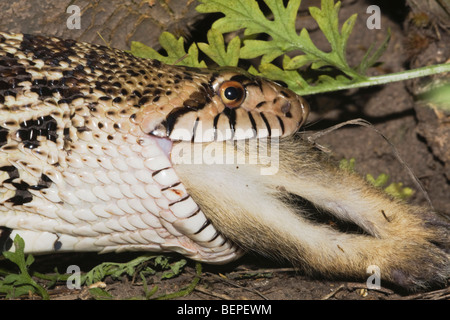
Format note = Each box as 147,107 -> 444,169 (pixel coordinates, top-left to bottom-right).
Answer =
82,254 -> 187,295
385,183 -> 414,200
339,158 -> 356,172
161,259 -> 187,279
366,173 -> 413,199
357,28 -> 391,74
418,82 -> 450,111
141,273 -> 158,299
308,0 -> 356,72
131,32 -> 206,68
2,235 -> 26,270
257,60 -> 309,92
154,255 -> 169,269
198,0 -> 301,63
197,0 -> 367,88
197,29 -> 240,66
339,158 -> 414,200
128,0 -> 450,97
89,287 -> 113,300
366,173 -> 389,188
197,0 -> 283,36
284,54 -> 317,70
155,262 -> 202,300
239,40 -> 286,64
83,255 -> 157,286
0,235 -> 49,299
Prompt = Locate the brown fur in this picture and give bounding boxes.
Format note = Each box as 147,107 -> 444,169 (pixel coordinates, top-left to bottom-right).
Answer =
172,135 -> 450,291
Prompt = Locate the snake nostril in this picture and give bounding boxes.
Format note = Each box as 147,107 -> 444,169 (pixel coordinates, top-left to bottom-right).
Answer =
281,101 -> 291,114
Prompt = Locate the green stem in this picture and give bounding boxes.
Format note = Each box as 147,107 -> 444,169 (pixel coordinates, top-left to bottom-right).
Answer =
296,63 -> 450,96
155,262 -> 202,300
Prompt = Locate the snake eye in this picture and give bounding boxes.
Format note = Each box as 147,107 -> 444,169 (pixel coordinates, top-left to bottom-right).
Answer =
219,81 -> 246,108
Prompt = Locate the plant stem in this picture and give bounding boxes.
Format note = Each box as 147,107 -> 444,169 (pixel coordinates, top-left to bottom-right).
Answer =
155,262 -> 202,300
296,63 -> 450,95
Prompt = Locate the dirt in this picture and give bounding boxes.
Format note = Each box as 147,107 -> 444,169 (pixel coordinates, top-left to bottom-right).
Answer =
0,0 -> 449,301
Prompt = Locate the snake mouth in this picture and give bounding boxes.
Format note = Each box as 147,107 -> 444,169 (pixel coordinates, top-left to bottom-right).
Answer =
148,135 -> 242,263
154,135 -> 173,158
146,95 -> 309,143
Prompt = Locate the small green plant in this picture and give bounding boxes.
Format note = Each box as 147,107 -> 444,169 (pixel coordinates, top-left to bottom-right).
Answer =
366,173 -> 414,200
339,157 -> 356,172
131,0 -> 450,96
0,235 -> 49,299
340,158 -> 414,200
82,254 -> 186,285
0,235 -> 192,300
80,254 -> 189,299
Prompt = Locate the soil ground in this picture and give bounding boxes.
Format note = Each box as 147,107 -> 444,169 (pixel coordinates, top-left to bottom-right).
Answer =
0,0 -> 449,301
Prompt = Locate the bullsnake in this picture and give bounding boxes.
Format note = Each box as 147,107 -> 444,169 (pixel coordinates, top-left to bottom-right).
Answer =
0,32 -> 307,262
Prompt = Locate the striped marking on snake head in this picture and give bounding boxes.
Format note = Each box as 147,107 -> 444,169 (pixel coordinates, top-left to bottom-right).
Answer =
135,67 -> 310,142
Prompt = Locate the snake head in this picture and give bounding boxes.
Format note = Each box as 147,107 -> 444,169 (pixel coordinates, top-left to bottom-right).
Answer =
134,66 -> 309,142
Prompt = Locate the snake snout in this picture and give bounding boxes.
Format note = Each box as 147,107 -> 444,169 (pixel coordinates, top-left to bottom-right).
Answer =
267,86 -> 310,138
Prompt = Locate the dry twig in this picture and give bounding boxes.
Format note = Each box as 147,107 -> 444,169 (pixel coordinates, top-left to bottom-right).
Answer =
321,282 -> 395,300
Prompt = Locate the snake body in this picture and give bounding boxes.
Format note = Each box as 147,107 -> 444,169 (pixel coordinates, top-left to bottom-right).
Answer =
0,32 -> 308,262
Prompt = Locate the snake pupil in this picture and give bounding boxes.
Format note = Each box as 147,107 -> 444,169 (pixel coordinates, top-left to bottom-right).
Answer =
218,80 -> 246,108
224,87 -> 240,100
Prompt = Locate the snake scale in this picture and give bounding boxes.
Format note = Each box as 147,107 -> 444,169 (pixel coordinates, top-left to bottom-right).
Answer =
0,32 -> 448,291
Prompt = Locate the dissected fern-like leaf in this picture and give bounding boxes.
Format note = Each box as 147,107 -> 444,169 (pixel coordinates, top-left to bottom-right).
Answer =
131,32 -> 206,68
0,235 -> 49,299
197,29 -> 240,67
130,0 -> 450,96
196,0 -> 391,94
